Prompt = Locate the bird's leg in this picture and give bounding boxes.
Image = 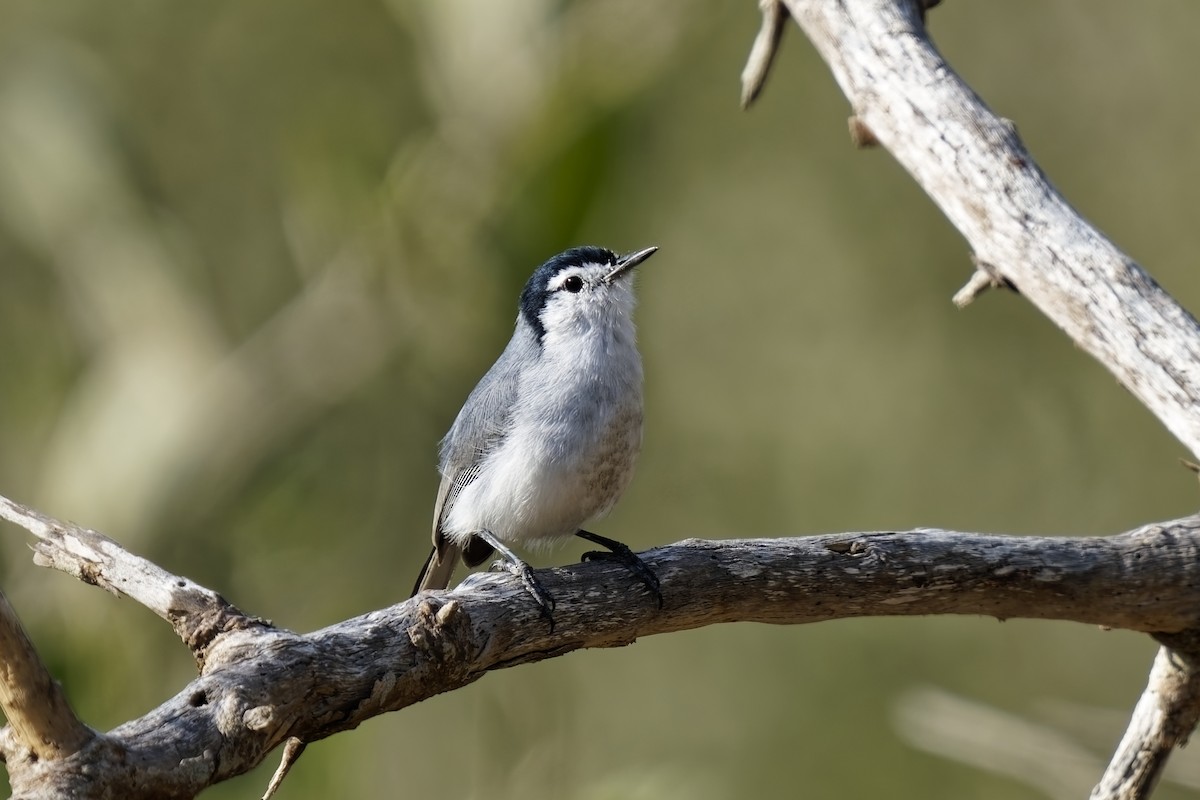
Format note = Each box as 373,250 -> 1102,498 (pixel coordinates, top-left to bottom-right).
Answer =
474,530 -> 556,622
576,530 -> 663,608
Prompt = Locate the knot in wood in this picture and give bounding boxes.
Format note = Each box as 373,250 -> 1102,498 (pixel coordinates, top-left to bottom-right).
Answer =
408,598 -> 471,663
243,705 -> 275,731
184,610 -> 273,671
824,538 -> 871,556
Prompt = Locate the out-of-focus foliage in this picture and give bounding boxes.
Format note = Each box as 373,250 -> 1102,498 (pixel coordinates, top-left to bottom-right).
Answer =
1,1 -> 1199,797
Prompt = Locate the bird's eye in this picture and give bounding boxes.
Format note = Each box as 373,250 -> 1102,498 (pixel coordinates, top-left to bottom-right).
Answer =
563,276 -> 584,293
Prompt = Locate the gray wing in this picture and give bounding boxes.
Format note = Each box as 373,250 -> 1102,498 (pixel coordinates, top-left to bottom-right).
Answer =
437,326 -> 536,483
411,468 -> 478,594
416,327 -> 534,591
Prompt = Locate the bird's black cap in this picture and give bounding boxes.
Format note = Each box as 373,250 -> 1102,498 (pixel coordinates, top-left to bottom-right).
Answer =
518,246 -> 618,341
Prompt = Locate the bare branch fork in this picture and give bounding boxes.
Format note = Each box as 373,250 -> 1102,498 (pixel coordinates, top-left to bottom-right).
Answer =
1,0 -> 1198,798
3,493 -> 1200,798
740,0 -> 1200,797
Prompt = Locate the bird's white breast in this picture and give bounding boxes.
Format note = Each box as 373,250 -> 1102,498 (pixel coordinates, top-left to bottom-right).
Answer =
442,311 -> 643,548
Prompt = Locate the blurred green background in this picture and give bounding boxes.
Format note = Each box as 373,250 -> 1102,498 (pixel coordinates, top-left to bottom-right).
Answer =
1,1 -> 1199,797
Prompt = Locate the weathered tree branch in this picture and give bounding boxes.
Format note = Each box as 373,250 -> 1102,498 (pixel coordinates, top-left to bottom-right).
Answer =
740,0 -> 789,109
744,0 -> 1200,793
3,493 -> 1200,796
0,590 -> 92,762
0,0 -> 1197,797
261,737 -> 306,800
780,0 -> 1200,458
0,496 -> 265,668
761,1 -> 1200,797
1091,632 -> 1200,799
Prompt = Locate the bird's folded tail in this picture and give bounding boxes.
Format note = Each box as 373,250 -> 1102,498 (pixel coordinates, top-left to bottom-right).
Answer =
410,536 -> 496,597
411,544 -> 460,597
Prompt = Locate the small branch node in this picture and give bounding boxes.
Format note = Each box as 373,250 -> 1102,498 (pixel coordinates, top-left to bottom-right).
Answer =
848,115 -> 879,148
740,0 -> 789,109
262,737 -> 306,800
952,270 -> 996,308
953,258 -> 1017,308
408,598 -> 473,664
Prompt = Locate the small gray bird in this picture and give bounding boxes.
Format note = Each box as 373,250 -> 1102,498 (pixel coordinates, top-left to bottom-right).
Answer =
411,245 -> 660,613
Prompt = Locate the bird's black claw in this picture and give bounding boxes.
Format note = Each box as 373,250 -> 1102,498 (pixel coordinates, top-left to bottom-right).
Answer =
577,530 -> 663,609
476,530 -> 557,629
490,558 -> 556,628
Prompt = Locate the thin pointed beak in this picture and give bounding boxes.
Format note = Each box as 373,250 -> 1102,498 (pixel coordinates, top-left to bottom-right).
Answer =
603,246 -> 658,284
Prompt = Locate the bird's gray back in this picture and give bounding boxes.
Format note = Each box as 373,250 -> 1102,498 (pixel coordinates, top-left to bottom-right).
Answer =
438,322 -> 537,474
431,321 -> 539,556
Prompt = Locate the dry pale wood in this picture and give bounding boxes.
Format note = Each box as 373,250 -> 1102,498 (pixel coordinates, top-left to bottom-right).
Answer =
0,590 -> 93,761
740,0 -> 789,109
783,0 -> 1200,459
1090,632 -> 1200,799
4,494 -> 1200,797
261,737 -> 306,800
0,1 -> 1197,797
772,2 -> 1200,797
951,269 -> 997,308
0,495 -> 265,666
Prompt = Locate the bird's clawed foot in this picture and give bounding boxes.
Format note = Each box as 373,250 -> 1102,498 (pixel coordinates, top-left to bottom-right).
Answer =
476,530 -> 556,626
472,529 -> 662,625
577,530 -> 663,609
490,558 -> 556,623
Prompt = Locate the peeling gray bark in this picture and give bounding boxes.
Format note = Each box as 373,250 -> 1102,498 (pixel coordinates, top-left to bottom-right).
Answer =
782,0 -> 1200,458
773,2 -> 1200,797
0,1 -> 1198,797
4,504 -> 1200,797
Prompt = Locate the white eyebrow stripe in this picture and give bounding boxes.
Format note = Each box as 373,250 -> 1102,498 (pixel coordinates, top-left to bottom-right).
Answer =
546,267 -> 593,291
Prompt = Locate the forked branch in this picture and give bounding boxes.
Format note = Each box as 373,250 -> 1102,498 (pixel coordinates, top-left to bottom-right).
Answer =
3,493 -> 1200,797
748,1 -> 1200,796
0,1 -> 1197,798
0,590 -> 92,762
0,496 -> 266,668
